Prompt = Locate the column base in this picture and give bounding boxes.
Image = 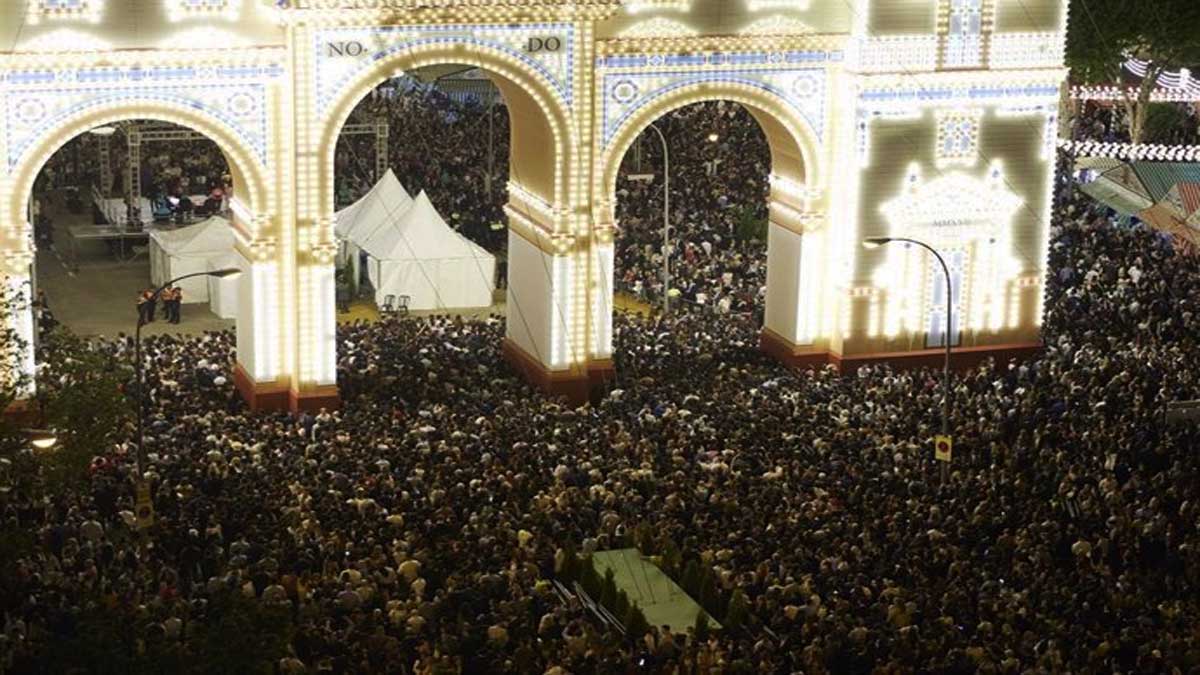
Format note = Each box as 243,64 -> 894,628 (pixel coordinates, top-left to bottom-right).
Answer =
835,342 -> 1043,372
1,399 -> 39,426
502,338 -> 591,407
289,386 -> 341,413
232,363 -> 290,412
760,330 -> 1042,373
588,358 -> 616,389
759,328 -> 833,369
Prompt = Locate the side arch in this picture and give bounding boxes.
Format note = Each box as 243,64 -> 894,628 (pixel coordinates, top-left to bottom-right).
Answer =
7,98 -> 271,237
316,41 -> 578,225
597,81 -> 826,223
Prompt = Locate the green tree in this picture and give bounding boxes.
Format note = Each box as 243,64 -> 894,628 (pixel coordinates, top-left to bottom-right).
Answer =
698,568 -> 721,618
614,589 -> 632,621
192,592 -> 293,675
692,612 -> 711,642
600,567 -> 618,610
1066,0 -> 1200,143
725,589 -> 751,632
559,543 -> 580,581
624,603 -> 650,639
681,559 -> 702,598
579,556 -> 602,598
36,329 -> 132,494
0,277 -> 33,453
1143,102 -> 1189,144
733,205 -> 767,243
661,538 -> 683,579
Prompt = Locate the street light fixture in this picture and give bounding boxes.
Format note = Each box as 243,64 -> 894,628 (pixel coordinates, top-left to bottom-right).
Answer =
132,268 -> 241,479
707,133 -> 720,143
22,429 -> 58,450
862,236 -> 954,467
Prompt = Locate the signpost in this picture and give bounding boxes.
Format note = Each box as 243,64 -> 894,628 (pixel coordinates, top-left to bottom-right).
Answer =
934,435 -> 953,462
135,480 -> 154,530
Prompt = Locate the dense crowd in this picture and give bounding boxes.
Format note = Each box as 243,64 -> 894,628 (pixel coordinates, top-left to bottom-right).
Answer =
1072,100 -> 1200,146
37,123 -> 231,201
2,155 -> 1199,672
613,102 -> 771,316
336,83 -> 511,253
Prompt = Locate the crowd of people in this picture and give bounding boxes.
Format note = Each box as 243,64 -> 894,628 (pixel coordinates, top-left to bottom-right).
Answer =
1071,100 -> 1200,146
336,82 -> 511,253
334,80 -> 773,314
612,101 -> 771,316
2,149 -> 1199,672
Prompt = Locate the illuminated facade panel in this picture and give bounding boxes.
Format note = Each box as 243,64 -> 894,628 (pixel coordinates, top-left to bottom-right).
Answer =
0,0 -> 1068,408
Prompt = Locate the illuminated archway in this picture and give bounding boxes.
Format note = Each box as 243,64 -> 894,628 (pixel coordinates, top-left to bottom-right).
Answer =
595,82 -> 830,362
4,101 -> 283,404
319,42 -> 577,224
7,100 -> 271,238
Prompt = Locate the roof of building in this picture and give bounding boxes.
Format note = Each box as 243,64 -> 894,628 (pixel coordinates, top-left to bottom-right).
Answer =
1132,162 -> 1200,202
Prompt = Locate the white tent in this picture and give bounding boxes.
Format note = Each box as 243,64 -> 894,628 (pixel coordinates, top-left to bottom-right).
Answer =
148,216 -> 235,303
334,169 -> 413,285
363,190 -> 496,310
206,253 -> 242,319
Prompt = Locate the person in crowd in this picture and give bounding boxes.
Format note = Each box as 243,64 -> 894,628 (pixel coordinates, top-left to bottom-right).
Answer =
161,286 -> 181,324
136,288 -> 156,324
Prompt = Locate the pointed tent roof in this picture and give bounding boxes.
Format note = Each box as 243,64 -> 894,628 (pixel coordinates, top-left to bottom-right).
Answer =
356,190 -> 493,262
335,169 -> 413,243
1170,182 -> 1200,215
149,216 -> 235,255
1132,162 -> 1200,202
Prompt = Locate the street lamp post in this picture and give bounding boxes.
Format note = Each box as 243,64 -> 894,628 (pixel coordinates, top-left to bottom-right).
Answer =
637,126 -> 720,315
643,123 -> 671,315
132,268 -> 240,479
862,237 -> 954,463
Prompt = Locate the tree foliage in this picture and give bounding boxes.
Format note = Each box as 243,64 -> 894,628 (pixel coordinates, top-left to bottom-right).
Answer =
0,277 -> 32,453
1066,0 -> 1200,143
35,329 -> 132,494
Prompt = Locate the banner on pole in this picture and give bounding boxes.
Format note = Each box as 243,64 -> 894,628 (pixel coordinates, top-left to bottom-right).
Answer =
934,435 -> 953,462
136,481 -> 155,530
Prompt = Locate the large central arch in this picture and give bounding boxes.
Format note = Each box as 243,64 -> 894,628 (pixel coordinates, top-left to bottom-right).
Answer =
318,42 -> 578,223
308,39 -> 588,402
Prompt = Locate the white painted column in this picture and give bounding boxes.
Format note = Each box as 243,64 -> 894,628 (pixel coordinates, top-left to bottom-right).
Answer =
506,230 -> 572,370
764,216 -> 827,349
589,239 -> 614,361
235,250 -> 282,384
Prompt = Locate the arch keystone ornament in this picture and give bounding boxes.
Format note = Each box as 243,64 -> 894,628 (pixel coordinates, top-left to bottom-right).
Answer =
2,0 -> 1068,409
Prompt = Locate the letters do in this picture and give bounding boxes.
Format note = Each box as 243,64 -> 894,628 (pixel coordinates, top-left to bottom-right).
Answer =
525,37 -> 563,53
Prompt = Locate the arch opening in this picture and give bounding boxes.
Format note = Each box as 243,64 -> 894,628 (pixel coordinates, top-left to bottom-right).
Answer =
319,45 -> 575,221
611,100 -> 774,319
599,86 -> 829,364
11,113 -> 272,407
331,67 -> 515,320
318,46 -> 579,392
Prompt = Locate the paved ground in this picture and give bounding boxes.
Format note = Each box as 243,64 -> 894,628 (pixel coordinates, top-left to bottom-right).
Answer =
34,192 -> 234,338
33,191 -> 649,339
